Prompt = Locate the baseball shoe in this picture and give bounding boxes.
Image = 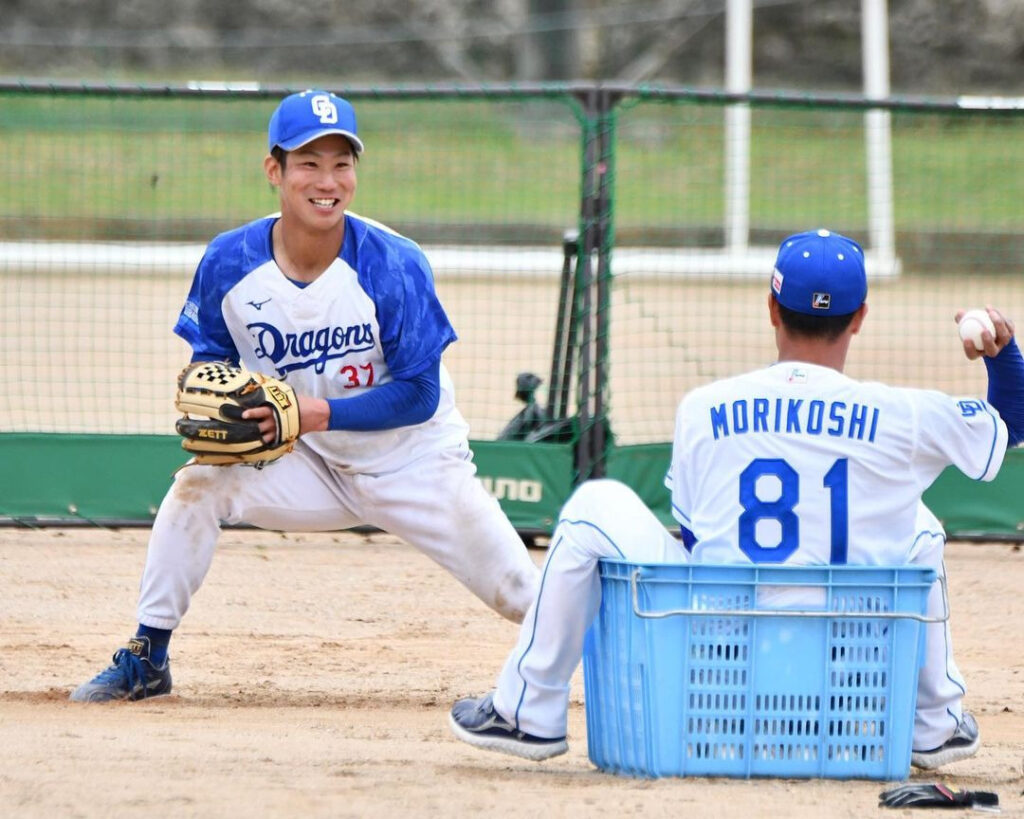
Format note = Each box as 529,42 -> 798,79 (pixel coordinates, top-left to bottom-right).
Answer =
69,636 -> 172,703
911,712 -> 980,770
449,692 -> 568,761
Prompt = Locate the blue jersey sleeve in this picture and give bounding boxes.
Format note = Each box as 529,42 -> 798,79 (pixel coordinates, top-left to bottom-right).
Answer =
327,359 -> 441,430
172,219 -> 275,364
986,337 -> 1024,447
347,219 -> 457,380
173,248 -> 238,362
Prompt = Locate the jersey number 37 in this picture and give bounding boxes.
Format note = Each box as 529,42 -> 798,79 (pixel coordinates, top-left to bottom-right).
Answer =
738,457 -> 848,564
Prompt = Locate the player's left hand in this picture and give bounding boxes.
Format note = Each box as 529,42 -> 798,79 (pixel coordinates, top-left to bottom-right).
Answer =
955,306 -> 1015,361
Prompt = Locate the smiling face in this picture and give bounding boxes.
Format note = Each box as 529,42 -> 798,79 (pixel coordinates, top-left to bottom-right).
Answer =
264,133 -> 358,233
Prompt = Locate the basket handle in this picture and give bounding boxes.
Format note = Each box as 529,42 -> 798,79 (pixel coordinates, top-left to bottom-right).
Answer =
630,569 -> 950,624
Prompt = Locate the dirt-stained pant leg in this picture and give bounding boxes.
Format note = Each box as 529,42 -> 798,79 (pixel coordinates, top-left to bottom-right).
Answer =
907,502 -> 967,750
354,447 -> 540,623
139,441 -> 537,630
493,479 -> 684,738
137,445 -> 360,630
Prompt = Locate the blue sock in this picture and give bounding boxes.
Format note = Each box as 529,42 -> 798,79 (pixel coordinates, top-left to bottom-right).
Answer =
136,625 -> 172,666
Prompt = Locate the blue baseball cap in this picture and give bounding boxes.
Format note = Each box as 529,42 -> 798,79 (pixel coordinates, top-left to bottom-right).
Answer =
267,89 -> 364,154
771,229 -> 867,316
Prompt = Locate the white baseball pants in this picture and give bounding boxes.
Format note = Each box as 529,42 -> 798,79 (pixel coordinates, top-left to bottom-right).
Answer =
137,440 -> 540,629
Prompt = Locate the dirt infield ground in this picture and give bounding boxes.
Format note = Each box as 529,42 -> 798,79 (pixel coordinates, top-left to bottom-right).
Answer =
1,528 -> 1022,818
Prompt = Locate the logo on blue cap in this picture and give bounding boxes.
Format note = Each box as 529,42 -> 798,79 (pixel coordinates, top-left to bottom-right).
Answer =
771,229 -> 867,316
268,89 -> 364,154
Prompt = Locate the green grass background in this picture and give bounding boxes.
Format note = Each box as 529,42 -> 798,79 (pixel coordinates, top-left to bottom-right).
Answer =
2,93 -> 1021,237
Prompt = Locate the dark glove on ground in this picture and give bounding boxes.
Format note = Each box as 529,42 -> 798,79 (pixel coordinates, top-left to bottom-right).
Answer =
879,783 -> 999,810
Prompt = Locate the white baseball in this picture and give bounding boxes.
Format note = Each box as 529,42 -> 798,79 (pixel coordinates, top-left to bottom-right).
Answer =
958,308 -> 996,351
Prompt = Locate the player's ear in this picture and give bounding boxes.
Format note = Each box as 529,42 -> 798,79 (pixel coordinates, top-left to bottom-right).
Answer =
849,303 -> 869,335
767,293 -> 782,328
264,153 -> 282,187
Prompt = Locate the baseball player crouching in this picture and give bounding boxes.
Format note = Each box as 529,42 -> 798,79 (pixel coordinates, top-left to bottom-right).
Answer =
448,229 -> 1024,770
70,90 -> 540,703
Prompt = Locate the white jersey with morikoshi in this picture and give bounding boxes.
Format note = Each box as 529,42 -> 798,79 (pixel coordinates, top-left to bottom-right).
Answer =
666,362 -> 1008,565
173,212 -> 469,475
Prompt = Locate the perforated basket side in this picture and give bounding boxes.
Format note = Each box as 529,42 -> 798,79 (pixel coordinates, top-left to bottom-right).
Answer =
584,561 -> 934,780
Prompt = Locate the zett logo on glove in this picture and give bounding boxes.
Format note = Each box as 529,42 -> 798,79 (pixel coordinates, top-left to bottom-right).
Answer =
174,361 -> 301,468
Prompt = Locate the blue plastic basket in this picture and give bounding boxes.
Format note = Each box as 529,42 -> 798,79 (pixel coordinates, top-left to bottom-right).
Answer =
582,561 -> 938,780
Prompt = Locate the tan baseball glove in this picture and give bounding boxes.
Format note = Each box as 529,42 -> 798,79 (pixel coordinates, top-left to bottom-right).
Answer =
174,361 -> 300,467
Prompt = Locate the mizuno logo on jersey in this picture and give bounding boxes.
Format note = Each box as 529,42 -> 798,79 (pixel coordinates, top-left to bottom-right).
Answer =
248,298 -> 272,310
812,292 -> 831,309
248,321 -> 375,375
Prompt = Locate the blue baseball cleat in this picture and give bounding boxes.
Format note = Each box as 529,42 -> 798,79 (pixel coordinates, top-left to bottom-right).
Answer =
449,692 -> 568,761
70,636 -> 172,703
911,711 -> 980,769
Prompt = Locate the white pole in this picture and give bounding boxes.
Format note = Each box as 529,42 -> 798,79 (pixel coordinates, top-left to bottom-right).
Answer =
862,0 -> 897,275
724,0 -> 752,253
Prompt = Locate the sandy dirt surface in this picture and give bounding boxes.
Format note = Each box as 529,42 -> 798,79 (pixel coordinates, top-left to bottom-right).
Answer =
1,528 -> 1022,818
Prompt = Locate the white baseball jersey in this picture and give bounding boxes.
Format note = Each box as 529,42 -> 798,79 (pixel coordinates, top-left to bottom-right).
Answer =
490,362 -> 1007,745
173,212 -> 470,474
140,211 -> 541,630
667,361 -> 1008,565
